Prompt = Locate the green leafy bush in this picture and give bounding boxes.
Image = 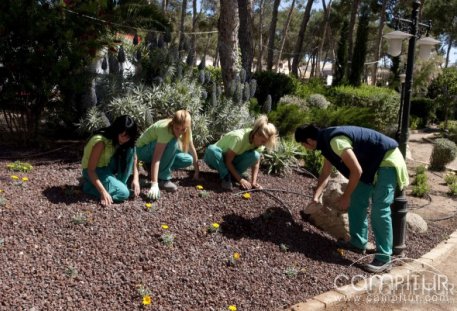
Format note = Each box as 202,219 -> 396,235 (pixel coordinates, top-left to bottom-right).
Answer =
253,71 -> 295,110
302,150 -> 324,177
410,97 -> 436,128
267,104 -> 308,137
327,85 -> 400,131
429,138 -> 457,171
293,77 -> 328,99
277,95 -> 308,111
411,165 -> 430,198
307,94 -> 331,109
306,106 -> 376,129
261,139 -> 306,176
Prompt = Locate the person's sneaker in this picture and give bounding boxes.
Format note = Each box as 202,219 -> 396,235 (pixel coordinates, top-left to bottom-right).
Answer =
363,259 -> 392,273
158,180 -> 178,193
336,239 -> 366,254
221,174 -> 233,191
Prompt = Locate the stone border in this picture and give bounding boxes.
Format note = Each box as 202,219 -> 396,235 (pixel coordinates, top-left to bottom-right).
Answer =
282,229 -> 457,311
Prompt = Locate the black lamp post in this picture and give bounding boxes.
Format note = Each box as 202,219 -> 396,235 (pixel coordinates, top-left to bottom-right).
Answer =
384,0 -> 439,256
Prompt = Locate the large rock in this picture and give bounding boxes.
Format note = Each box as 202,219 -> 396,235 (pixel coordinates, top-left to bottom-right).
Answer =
406,212 -> 428,233
308,173 -> 350,240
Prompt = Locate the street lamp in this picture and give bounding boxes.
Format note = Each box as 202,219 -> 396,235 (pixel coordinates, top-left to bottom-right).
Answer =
383,0 -> 440,256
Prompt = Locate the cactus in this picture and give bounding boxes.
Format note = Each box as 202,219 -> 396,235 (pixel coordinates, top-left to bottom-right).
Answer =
201,90 -> 208,100
101,56 -> 107,71
216,85 -> 222,99
242,82 -> 250,102
157,34 -> 165,48
240,68 -> 246,84
262,95 -> 272,113
233,81 -> 243,104
198,56 -> 206,70
250,79 -> 257,98
205,71 -> 211,83
177,63 -> 183,80
136,50 -> 141,62
199,70 -> 206,84
117,46 -> 126,63
211,82 -> 217,106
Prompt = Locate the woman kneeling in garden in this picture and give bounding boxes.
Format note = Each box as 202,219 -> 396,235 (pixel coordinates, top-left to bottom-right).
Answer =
81,115 -> 140,206
204,115 -> 277,191
136,110 -> 200,200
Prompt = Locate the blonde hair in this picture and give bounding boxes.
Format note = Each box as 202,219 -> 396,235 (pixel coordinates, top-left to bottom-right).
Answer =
168,110 -> 192,152
251,115 -> 278,151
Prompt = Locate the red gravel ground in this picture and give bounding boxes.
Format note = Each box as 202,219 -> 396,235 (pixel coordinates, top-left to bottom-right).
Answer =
0,145 -> 455,311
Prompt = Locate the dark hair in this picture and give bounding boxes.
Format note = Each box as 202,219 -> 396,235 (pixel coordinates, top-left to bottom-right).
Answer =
96,115 -> 139,148
95,115 -> 139,173
294,124 -> 320,143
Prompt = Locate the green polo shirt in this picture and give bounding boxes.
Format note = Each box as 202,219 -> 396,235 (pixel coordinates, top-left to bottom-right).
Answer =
215,128 -> 264,155
330,135 -> 409,190
136,119 -> 193,148
81,135 -> 115,169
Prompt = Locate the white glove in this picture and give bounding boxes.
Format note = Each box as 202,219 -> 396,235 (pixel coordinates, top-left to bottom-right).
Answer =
147,182 -> 160,200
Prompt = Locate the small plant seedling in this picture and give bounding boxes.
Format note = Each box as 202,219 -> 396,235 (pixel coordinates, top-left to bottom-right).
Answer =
227,252 -> 241,267
65,265 -> 78,278
71,212 -> 91,225
0,238 -> 4,247
0,196 -> 6,207
280,243 -> 289,252
284,266 -> 299,278
6,161 -> 33,172
208,223 -> 220,234
160,233 -> 175,246
198,190 -> 210,198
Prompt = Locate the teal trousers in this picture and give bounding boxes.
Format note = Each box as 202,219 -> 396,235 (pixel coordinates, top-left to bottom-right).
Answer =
136,138 -> 193,180
349,167 -> 397,263
203,144 -> 260,179
82,147 -> 135,202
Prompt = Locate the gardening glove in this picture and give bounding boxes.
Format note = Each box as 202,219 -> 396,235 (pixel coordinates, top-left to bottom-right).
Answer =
147,182 -> 160,201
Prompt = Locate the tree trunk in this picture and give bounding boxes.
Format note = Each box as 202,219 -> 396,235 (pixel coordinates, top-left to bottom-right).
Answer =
162,0 -> 167,12
371,0 -> 388,85
291,0 -> 314,77
315,0 -> 332,78
346,0 -> 360,71
275,0 -> 295,72
179,0 -> 188,57
266,0 -> 281,71
445,37 -> 452,68
219,0 -> 239,94
187,0 -> 198,66
256,0 -> 265,72
238,0 -> 254,78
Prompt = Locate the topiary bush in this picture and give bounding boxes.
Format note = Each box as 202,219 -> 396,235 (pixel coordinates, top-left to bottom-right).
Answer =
429,138 -> 457,171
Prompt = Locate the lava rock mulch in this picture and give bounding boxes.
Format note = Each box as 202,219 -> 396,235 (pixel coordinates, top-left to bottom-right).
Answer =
0,149 -> 455,311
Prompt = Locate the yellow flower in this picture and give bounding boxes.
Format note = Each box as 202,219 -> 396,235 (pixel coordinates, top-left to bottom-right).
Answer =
142,295 -> 152,305
337,248 -> 345,257
11,175 -> 19,180
161,224 -> 169,230
145,203 -> 152,209
0,189 -> 3,193
22,177 -> 29,182
242,193 -> 251,199
196,185 -> 204,190
233,252 -> 240,261
211,223 -> 220,229
228,305 -> 237,311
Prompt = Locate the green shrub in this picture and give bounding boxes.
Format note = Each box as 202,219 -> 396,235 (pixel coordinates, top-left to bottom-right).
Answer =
253,71 -> 295,110
429,138 -> 457,171
267,104 -> 308,137
293,77 -> 327,99
444,172 -> 457,185
327,85 -> 400,131
411,166 -> 430,197
411,182 -> 430,197
410,97 -> 436,127
302,150 -> 324,177
261,139 -> 306,176
448,182 -> 457,197
306,106 -> 376,129
278,95 -> 308,111
307,94 -> 330,109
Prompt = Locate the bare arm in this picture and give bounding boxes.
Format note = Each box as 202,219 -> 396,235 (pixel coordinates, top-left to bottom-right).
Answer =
189,139 -> 200,179
313,159 -> 333,203
150,143 -> 167,183
250,159 -> 261,189
131,153 -> 140,197
87,141 -> 113,206
339,148 -> 362,210
224,149 -> 253,190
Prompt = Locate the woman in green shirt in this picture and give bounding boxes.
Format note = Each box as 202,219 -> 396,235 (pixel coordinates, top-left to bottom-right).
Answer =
136,110 -> 200,200
204,115 -> 278,191
81,115 -> 140,206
